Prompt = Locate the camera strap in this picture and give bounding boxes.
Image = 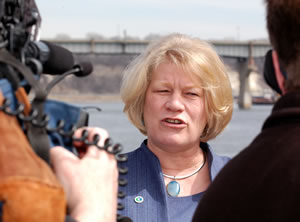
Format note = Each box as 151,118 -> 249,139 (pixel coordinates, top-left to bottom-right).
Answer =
0,48 -> 51,164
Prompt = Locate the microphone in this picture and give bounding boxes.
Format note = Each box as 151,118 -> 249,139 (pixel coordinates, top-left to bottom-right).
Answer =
73,61 -> 93,77
45,61 -> 94,95
26,41 -> 74,75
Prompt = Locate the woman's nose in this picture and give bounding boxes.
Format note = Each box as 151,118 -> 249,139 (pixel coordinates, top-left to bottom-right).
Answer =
165,93 -> 184,111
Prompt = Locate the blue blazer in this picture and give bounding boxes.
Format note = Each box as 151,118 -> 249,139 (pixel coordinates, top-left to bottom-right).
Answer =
118,140 -> 230,222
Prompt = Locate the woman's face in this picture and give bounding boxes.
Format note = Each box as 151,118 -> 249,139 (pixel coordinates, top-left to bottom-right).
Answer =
143,62 -> 207,153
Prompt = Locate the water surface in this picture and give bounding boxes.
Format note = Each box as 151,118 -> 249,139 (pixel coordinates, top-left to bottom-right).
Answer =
77,102 -> 273,157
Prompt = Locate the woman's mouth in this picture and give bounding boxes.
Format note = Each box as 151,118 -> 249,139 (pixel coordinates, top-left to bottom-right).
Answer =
165,119 -> 182,124
163,118 -> 186,125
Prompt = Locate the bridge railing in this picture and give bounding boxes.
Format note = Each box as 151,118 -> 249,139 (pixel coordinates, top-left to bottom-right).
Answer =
43,39 -> 271,58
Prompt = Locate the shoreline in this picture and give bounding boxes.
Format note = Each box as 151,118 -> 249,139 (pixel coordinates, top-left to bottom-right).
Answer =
48,93 -> 122,103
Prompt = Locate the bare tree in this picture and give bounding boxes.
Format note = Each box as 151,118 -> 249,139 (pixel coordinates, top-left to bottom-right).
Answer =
144,33 -> 162,41
86,32 -> 106,40
54,33 -> 72,40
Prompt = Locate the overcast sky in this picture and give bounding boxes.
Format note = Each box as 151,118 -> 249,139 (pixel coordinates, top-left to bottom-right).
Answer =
37,0 -> 268,41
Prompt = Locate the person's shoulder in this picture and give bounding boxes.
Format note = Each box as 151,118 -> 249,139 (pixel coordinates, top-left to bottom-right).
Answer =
203,142 -> 231,164
125,141 -> 146,157
215,154 -> 231,163
211,152 -> 231,168
202,142 -> 231,179
121,140 -> 151,165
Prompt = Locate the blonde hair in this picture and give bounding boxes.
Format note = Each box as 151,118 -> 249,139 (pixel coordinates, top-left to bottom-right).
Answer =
121,33 -> 233,141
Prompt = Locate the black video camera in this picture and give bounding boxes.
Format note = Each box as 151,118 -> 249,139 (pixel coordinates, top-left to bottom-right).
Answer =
0,0 -> 42,74
0,0 -> 92,163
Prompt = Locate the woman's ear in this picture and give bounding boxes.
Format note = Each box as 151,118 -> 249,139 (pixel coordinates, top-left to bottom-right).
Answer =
272,50 -> 286,94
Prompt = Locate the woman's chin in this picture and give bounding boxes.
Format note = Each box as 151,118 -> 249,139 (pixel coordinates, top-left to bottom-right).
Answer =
155,136 -> 190,150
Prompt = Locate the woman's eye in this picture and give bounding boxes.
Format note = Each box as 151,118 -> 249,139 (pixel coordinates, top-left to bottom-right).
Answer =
157,89 -> 169,93
186,92 -> 199,96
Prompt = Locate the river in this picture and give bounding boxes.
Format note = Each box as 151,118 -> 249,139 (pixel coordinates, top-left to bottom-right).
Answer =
76,102 -> 273,158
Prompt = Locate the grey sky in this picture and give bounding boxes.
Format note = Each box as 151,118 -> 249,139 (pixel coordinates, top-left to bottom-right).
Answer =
37,0 -> 268,40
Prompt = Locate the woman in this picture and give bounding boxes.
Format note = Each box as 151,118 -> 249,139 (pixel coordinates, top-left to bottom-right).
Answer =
119,33 -> 233,222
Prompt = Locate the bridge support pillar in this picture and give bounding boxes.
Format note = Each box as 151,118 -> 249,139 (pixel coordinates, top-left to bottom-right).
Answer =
238,58 -> 252,109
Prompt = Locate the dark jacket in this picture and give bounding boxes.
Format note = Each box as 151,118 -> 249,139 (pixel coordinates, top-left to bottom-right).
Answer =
192,91 -> 300,222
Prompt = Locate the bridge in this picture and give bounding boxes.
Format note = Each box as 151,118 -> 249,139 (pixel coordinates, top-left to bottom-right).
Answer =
46,39 -> 272,109
46,39 -> 271,57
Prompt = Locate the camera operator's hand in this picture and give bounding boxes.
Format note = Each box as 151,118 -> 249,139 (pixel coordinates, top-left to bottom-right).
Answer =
50,127 -> 118,222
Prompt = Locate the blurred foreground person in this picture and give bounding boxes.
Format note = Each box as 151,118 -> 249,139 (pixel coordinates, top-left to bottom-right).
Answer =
119,33 -> 233,222
0,0 -> 118,221
192,0 -> 300,221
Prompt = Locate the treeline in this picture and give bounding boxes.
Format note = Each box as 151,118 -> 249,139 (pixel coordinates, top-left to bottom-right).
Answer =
43,54 -> 137,96
53,32 -> 163,41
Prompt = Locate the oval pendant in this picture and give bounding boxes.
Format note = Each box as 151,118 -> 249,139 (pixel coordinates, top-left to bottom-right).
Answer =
166,181 -> 180,197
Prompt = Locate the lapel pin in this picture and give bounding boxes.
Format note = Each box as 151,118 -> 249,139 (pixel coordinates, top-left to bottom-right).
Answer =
134,196 -> 144,204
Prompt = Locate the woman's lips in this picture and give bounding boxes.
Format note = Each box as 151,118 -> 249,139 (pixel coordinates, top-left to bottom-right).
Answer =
162,118 -> 186,126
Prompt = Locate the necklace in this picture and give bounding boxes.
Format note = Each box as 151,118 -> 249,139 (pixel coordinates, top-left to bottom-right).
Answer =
163,153 -> 206,197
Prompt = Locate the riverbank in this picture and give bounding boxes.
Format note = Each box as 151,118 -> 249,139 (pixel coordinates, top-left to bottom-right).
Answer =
48,93 -> 122,103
